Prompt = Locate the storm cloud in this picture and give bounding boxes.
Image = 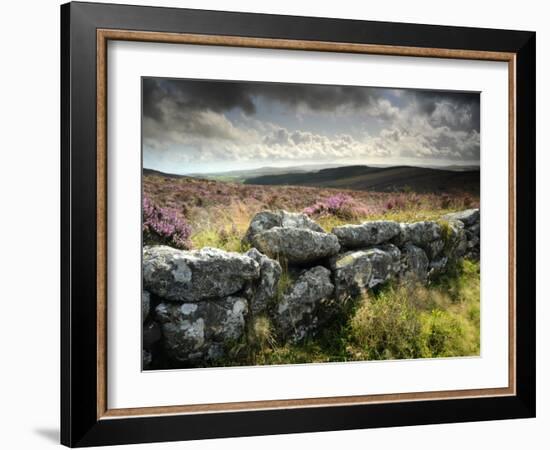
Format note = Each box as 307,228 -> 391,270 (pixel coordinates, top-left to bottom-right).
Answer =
142,77 -> 480,174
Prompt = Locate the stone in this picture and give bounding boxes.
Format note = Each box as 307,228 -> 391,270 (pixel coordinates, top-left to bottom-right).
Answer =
143,350 -> 152,369
251,227 -> 340,264
331,221 -> 401,248
330,244 -> 401,296
143,246 -> 260,302
279,210 -> 325,232
437,219 -> 466,262
243,248 -> 282,315
364,244 -> 401,287
244,210 -> 325,243
143,320 -> 161,349
400,243 -> 429,281
468,222 -> 480,237
330,250 -> 373,300
424,239 -> 445,260
442,208 -> 480,227
142,291 -> 150,322
440,211 -> 479,262
274,266 -> 334,342
428,257 -> 448,279
405,221 -> 442,246
465,237 -> 480,260
155,296 -> 248,364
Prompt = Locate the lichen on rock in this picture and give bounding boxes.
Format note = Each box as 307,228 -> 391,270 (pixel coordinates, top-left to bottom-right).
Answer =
143,246 -> 260,302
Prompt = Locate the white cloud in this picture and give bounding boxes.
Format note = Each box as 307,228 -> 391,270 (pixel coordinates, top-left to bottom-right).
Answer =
144,86 -> 480,169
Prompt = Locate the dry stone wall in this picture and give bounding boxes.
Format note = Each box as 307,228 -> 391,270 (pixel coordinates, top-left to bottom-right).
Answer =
142,208 -> 480,368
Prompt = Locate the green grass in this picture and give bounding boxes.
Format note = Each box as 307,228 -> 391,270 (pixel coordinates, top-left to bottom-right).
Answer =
220,259 -> 480,366
316,207 -> 468,232
190,207 -> 464,252
190,228 -> 250,253
362,207 -> 462,223
348,260 -> 480,360
185,205 -> 479,366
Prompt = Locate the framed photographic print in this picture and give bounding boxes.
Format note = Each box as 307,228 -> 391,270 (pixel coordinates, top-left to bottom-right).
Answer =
60,2 -> 536,447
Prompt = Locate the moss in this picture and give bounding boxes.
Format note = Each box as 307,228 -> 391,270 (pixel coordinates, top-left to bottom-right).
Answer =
190,228 -> 249,253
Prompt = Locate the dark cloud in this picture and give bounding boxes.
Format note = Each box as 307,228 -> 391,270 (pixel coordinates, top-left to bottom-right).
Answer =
404,90 -> 480,132
252,83 -> 380,111
143,77 -> 480,166
143,78 -> 256,122
144,78 -> 479,133
143,78 -> 383,120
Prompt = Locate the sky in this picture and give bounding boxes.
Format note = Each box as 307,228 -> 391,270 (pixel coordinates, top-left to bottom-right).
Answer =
142,77 -> 480,174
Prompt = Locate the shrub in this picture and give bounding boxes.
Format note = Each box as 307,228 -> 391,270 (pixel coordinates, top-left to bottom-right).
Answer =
350,287 -> 424,360
304,193 -> 370,220
462,194 -> 474,208
419,309 -> 477,357
143,194 -> 192,249
440,194 -> 452,209
246,316 -> 277,364
385,194 -> 407,211
349,263 -> 480,361
191,227 -> 249,253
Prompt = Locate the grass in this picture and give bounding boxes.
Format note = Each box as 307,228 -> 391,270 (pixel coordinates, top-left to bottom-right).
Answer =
191,228 -> 250,253
219,259 -> 480,366
349,259 -> 480,360
315,208 -> 465,232
144,173 -> 479,251
144,173 -> 480,366
188,206 -> 473,252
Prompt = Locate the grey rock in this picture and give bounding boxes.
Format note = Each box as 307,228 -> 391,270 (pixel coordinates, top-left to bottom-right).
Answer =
279,210 -> 325,232
465,232 -> 480,260
364,244 -> 401,287
142,291 -> 150,322
428,257 -> 448,279
274,266 -> 334,342
330,250 -> 373,300
391,223 -> 407,246
143,321 -> 161,349
331,221 -> 401,248
440,209 -> 480,262
331,244 -> 401,296
442,209 -> 480,227
466,233 -> 480,249
143,246 -> 260,302
243,248 -> 282,315
405,221 -> 442,246
468,222 -> 480,237
155,296 -> 248,363
444,220 -> 468,261
244,210 -> 324,243
143,350 -> 152,369
400,243 -> 429,281
252,227 -> 340,264
424,239 -> 445,260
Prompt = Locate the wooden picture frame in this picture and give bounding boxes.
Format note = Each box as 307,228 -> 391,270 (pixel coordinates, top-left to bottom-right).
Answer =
61,2 -> 536,447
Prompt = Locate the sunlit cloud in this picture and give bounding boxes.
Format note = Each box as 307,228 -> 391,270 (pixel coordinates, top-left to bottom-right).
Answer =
142,78 -> 480,173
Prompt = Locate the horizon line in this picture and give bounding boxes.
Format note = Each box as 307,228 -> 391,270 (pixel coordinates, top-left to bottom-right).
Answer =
143,161 -> 481,177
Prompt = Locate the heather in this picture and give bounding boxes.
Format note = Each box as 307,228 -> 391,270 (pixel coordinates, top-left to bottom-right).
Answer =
143,173 -> 478,251
143,194 -> 192,249
142,173 -> 480,367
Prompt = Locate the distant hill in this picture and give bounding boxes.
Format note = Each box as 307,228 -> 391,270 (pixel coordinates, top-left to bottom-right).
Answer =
188,163 -> 346,182
243,165 -> 480,194
143,168 -> 189,179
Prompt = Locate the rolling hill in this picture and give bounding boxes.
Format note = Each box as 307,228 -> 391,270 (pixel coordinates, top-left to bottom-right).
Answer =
143,168 -> 189,179
243,165 -> 480,194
